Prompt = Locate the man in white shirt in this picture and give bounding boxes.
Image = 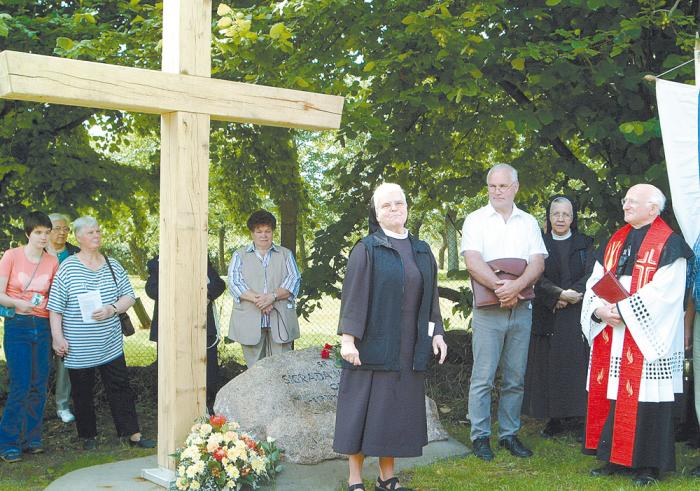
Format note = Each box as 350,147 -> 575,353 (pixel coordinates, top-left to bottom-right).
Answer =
461,164 -> 547,461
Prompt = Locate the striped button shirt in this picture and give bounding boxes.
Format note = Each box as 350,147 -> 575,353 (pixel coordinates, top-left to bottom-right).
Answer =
227,243 -> 301,328
47,256 -> 135,369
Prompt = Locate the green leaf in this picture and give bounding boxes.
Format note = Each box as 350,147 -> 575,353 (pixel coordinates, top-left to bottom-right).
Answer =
402,13 -> 417,25
619,122 -> 635,134
55,37 -> 74,51
363,61 -> 376,72
511,58 -> 525,71
545,0 -> 562,5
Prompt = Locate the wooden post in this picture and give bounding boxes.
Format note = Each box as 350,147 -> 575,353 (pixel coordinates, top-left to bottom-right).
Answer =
156,0 -> 211,472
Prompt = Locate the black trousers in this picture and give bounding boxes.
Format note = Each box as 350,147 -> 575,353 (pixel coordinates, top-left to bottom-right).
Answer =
68,354 -> 140,439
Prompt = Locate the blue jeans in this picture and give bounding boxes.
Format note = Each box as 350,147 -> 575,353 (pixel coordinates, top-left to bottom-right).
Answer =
468,302 -> 532,440
0,315 -> 51,453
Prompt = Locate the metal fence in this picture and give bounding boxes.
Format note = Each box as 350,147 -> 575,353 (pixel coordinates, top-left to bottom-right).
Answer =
0,277 -> 470,367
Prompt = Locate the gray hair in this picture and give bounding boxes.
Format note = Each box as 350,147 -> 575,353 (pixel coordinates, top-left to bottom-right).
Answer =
73,216 -> 99,237
486,163 -> 518,183
550,197 -> 573,209
372,183 -> 407,209
649,186 -> 666,212
48,213 -> 70,224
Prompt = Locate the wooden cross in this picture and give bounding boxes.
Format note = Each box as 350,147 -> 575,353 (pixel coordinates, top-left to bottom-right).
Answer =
0,0 -> 343,484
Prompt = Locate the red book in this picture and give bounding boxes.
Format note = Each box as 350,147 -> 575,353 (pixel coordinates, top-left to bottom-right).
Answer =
592,270 -> 629,303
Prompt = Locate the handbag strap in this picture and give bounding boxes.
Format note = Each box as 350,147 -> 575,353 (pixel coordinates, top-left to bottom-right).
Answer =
102,253 -> 120,290
21,250 -> 44,293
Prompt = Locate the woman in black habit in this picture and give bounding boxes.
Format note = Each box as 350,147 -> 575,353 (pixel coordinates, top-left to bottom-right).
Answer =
333,183 -> 448,491
523,195 -> 594,437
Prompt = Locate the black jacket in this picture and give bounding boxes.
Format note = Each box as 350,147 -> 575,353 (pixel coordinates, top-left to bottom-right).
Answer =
146,256 -> 226,342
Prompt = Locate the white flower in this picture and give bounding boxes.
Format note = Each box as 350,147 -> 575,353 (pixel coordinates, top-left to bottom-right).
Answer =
185,465 -> 198,478
199,424 -> 213,436
175,477 -> 189,490
181,445 -> 201,462
190,481 -> 200,490
266,436 -> 275,443
193,460 -> 205,475
226,465 -> 240,480
177,465 -> 186,476
207,433 -> 224,449
223,431 -> 237,443
227,480 -> 236,489
251,456 -> 266,474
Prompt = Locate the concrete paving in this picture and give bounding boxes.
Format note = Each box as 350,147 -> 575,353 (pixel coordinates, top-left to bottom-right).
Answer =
45,438 -> 469,491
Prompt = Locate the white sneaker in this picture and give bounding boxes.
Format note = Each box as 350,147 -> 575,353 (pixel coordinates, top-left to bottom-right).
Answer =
57,409 -> 75,423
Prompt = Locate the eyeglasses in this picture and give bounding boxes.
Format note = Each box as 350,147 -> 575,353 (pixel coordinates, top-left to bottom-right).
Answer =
487,182 -> 515,193
621,197 -> 653,207
551,212 -> 572,219
52,227 -> 70,232
379,200 -> 406,210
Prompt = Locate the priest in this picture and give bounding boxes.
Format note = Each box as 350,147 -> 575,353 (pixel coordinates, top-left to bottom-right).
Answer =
581,183 -> 692,486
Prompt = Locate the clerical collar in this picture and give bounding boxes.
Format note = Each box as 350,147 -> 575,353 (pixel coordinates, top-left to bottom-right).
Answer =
382,228 -> 408,239
551,230 -> 572,241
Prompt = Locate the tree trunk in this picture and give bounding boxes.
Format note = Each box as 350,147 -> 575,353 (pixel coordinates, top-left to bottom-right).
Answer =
278,198 -> 298,256
446,210 -> 459,272
218,226 -> 226,273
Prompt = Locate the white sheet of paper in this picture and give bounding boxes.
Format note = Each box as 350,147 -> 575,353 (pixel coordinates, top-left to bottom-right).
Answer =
77,291 -> 102,323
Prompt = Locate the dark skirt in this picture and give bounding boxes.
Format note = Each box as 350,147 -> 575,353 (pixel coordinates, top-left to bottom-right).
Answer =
583,399 -> 677,472
333,363 -> 427,457
523,306 -> 589,419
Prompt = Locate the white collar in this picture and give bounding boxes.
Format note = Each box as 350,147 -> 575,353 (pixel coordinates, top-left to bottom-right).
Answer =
551,230 -> 572,241
486,201 -> 523,219
381,227 -> 409,239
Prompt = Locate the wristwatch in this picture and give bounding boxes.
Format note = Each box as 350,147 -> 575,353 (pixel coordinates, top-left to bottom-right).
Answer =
272,292 -> 277,302
111,304 -> 118,315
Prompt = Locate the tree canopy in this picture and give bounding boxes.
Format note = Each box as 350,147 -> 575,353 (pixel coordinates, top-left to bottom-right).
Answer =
0,0 -> 697,312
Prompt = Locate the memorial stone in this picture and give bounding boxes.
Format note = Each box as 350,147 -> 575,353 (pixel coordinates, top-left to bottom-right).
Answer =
214,348 -> 448,464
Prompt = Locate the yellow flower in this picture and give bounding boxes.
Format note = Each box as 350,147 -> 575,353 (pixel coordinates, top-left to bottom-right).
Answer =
176,477 -> 188,490
217,3 -> 233,16
217,16 -> 233,28
251,456 -> 266,474
190,481 -> 201,490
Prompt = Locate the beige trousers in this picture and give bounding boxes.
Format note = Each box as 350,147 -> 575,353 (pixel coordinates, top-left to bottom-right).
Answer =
241,329 -> 292,368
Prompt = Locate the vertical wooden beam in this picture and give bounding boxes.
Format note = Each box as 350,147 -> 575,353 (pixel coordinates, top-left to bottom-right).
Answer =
157,0 -> 211,471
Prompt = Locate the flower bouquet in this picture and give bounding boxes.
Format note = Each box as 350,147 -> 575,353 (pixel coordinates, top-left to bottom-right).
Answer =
320,342 -> 342,368
171,414 -> 282,490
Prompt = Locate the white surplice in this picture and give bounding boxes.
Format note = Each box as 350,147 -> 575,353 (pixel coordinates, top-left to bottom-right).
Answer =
581,258 -> 686,403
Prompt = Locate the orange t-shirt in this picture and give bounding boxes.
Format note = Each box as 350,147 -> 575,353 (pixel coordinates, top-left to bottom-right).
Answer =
0,247 -> 59,318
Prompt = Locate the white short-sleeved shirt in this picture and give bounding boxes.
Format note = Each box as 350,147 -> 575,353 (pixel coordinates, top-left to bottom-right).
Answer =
460,202 -> 548,262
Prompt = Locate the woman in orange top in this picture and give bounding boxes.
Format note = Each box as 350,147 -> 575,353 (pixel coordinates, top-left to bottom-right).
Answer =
0,211 -> 58,463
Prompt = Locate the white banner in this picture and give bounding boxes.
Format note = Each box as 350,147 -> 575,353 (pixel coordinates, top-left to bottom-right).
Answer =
656,79 -> 700,247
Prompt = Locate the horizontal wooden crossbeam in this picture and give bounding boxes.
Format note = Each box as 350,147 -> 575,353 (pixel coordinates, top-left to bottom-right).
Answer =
0,50 -> 343,130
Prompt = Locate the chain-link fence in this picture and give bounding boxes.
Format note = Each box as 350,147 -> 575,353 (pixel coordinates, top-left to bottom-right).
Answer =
0,277 -> 470,367
121,276 -> 470,367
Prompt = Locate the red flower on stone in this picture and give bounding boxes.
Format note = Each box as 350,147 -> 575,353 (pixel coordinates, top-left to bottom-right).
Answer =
209,414 -> 226,428
321,349 -> 330,359
213,447 -> 226,462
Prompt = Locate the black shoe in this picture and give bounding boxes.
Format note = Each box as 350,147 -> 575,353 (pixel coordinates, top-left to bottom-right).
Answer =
471,437 -> 494,461
348,484 -> 365,491
128,437 -> 156,449
22,445 -> 44,454
692,465 -> 700,477
499,435 -> 533,458
540,418 -> 564,438
375,476 -> 412,491
590,462 -> 631,477
83,438 -> 97,451
632,467 -> 659,486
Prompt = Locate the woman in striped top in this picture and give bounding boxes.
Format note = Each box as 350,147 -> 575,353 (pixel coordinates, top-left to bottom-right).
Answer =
47,216 -> 155,450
